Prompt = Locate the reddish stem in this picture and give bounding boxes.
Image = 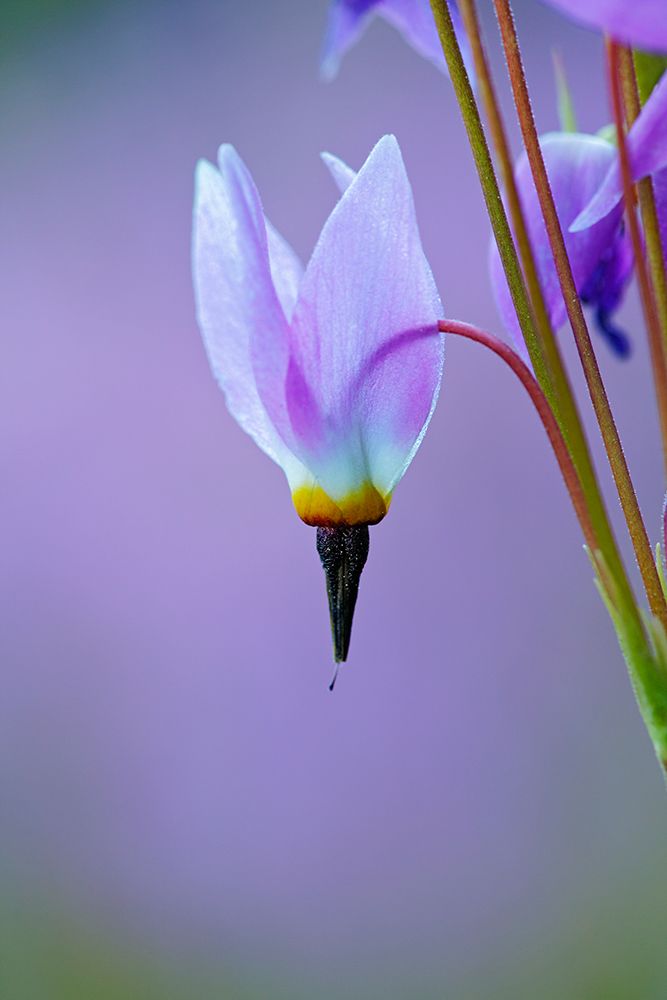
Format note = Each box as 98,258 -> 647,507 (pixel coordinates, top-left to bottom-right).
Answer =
438,319 -> 597,554
491,0 -> 666,632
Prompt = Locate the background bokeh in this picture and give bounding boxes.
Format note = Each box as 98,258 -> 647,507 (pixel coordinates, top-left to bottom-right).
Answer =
2,1 -> 666,997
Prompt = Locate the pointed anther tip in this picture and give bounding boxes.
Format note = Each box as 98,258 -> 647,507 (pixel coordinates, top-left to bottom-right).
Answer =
316,524 -> 370,668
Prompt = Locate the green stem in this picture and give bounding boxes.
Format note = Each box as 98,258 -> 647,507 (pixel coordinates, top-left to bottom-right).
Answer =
608,40 -> 667,477
427,0 -> 553,406
457,0 -> 555,362
492,0 -> 667,634
552,51 -> 578,132
456,0 -> 636,641
430,0 -> 647,641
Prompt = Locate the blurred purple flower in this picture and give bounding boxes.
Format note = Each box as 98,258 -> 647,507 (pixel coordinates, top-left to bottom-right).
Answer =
572,71 -> 667,255
320,0 -> 473,84
490,132 -> 634,358
192,134 -> 444,530
542,0 -> 667,54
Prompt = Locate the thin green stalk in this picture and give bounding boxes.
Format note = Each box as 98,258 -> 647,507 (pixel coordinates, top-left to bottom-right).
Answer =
457,0 -> 555,361
427,0 -> 554,408
608,41 -> 667,476
492,0 -> 667,633
429,0 -> 646,639
552,51 -> 577,132
456,0 -> 636,638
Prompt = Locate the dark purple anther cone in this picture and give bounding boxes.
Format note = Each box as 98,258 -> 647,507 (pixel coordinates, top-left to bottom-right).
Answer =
316,525 -> 370,673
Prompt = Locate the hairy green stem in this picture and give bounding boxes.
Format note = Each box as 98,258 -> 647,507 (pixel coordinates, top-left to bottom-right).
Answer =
427,0 -> 553,405
430,0 -> 646,640
456,0 -> 637,642
492,0 -> 667,633
457,0 -> 555,361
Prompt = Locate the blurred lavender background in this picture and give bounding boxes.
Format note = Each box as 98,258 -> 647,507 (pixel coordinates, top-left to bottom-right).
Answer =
2,1 -> 667,996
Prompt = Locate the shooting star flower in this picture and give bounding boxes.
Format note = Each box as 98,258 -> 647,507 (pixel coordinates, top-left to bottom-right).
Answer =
192,135 -> 444,669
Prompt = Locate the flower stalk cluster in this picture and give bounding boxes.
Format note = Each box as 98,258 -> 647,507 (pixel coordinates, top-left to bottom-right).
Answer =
430,0 -> 667,773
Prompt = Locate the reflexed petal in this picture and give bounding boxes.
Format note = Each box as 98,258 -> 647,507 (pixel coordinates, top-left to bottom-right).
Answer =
321,0 -> 377,82
377,0 -> 471,77
266,220 -> 304,322
321,0 -> 474,84
194,138 -> 445,528
192,147 -> 300,472
542,0 -> 667,53
573,73 -> 667,231
321,150 -> 357,194
288,135 -> 444,501
490,133 -> 628,348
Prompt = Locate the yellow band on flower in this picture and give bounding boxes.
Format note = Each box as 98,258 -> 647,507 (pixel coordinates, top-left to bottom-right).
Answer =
292,482 -> 389,527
